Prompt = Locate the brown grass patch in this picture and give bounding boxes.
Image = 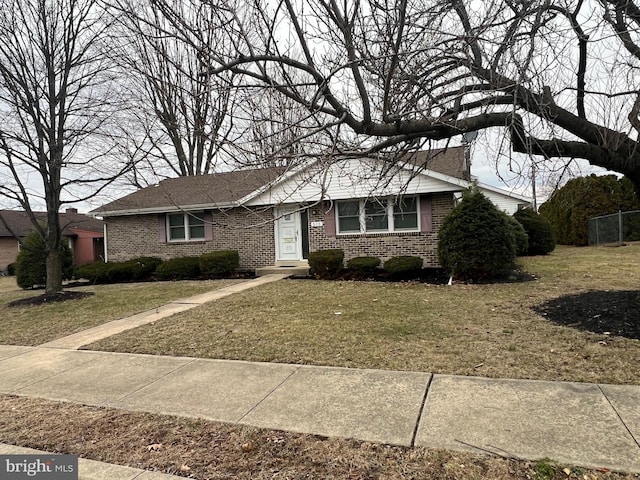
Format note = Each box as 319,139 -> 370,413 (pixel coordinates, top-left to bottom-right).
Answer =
86,245 -> 640,384
0,395 -> 635,480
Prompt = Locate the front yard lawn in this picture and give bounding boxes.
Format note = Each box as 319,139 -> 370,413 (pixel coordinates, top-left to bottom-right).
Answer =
0,279 -> 242,345
86,245 -> 640,385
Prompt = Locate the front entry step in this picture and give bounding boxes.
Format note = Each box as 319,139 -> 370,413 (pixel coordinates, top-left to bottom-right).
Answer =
256,261 -> 310,277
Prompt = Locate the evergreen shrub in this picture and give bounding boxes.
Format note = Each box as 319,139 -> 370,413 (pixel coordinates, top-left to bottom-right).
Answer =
513,208 -> 555,255
539,175 -> 640,245
383,256 -> 423,277
200,250 -> 240,277
437,187 -> 516,281
506,214 -> 529,256
155,256 -> 201,280
77,257 -> 163,283
15,232 -> 74,289
346,256 -> 381,278
308,249 -> 344,279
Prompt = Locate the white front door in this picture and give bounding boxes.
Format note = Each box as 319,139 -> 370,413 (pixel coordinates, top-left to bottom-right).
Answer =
276,206 -> 302,262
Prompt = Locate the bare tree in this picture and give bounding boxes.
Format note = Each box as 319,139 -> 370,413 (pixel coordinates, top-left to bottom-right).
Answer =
155,0 -> 640,193
108,0 -> 237,179
0,0 -> 127,295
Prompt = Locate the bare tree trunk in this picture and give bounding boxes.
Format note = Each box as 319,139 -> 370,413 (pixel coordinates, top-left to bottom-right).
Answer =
0,0 -> 129,296
45,249 -> 62,297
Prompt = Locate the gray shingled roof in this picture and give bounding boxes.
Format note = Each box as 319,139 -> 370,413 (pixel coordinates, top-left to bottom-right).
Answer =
92,148 -> 468,216
402,146 -> 470,180
91,167 -> 288,215
0,210 -> 104,238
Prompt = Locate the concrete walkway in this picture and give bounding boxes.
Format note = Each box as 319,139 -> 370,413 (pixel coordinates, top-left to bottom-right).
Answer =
1,345 -> 639,474
39,274 -> 290,350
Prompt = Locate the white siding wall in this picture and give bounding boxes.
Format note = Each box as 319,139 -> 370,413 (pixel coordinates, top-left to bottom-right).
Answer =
247,158 -> 463,206
479,189 -> 530,215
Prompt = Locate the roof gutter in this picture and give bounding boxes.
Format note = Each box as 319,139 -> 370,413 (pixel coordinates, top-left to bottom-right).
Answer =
90,201 -> 240,218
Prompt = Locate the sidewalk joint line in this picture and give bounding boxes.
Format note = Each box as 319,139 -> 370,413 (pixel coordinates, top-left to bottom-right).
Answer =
598,384 -> 640,450
410,373 -> 433,447
113,357 -> 199,404
235,366 -> 301,424
0,347 -> 36,363
7,351 -> 99,394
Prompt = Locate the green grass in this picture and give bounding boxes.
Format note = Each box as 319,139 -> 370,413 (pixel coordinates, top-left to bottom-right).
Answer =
86,245 -> 640,384
0,279 -> 242,345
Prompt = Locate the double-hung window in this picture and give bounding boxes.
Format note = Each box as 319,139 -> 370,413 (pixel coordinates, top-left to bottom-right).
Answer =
167,212 -> 205,241
393,197 -> 418,230
336,197 -> 419,234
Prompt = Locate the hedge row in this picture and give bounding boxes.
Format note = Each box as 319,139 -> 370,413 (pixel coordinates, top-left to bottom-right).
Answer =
308,250 -> 424,280
76,250 -> 239,284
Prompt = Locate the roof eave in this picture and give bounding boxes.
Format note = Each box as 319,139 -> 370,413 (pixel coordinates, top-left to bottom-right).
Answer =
476,181 -> 533,203
91,202 -> 239,218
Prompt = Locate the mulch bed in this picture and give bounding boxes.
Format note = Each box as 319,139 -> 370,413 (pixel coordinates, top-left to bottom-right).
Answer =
8,291 -> 94,307
533,290 -> 640,339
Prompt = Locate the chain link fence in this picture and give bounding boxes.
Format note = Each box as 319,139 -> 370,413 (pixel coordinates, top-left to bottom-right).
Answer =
588,210 -> 640,246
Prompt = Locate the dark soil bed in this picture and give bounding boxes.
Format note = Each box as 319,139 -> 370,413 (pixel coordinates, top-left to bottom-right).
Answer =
8,291 -> 94,307
533,290 -> 640,339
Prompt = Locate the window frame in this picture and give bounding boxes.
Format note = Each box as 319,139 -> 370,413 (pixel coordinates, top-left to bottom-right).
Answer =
335,197 -> 420,234
166,212 -> 206,242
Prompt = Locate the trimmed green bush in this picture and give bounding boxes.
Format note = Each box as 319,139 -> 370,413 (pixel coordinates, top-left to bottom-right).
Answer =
15,232 -> 74,289
129,257 -> 164,279
308,249 -> 344,279
75,261 -> 107,283
438,186 -> 516,281
155,256 -> 201,280
200,250 -> 240,277
514,208 -> 555,255
77,257 -> 163,284
383,256 -> 423,277
506,214 -> 529,256
346,256 -> 381,278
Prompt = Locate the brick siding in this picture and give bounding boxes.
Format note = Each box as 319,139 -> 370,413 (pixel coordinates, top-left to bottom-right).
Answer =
105,207 -> 275,270
105,193 -> 454,270
308,193 -> 454,268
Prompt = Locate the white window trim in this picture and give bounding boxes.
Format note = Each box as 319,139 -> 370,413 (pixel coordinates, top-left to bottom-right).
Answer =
166,212 -> 206,242
336,197 -> 420,235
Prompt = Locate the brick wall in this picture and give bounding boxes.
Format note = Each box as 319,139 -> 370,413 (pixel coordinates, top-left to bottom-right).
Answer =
104,193 -> 454,270
308,193 -> 454,267
105,207 -> 275,270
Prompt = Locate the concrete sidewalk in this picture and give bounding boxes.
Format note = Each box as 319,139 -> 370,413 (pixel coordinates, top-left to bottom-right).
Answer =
1,345 -> 639,474
0,443 -> 182,480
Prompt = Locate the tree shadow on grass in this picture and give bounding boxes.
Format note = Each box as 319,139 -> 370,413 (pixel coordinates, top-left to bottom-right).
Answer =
533,290 -> 640,340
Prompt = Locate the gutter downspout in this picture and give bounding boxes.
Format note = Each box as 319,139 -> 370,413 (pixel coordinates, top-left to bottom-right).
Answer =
103,223 -> 108,263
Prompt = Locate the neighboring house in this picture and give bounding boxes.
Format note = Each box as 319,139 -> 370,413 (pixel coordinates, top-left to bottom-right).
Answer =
91,147 -> 531,272
0,209 -> 105,273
